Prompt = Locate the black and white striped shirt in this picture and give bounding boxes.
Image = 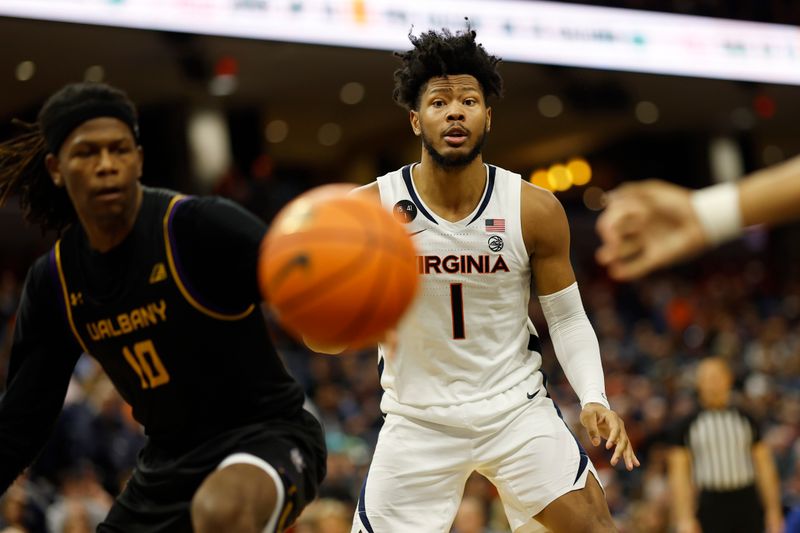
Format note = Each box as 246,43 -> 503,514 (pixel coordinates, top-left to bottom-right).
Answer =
672,406 -> 760,491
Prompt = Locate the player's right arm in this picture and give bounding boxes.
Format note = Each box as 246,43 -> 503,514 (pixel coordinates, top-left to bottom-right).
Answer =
0,257 -> 82,494
596,154 -> 800,280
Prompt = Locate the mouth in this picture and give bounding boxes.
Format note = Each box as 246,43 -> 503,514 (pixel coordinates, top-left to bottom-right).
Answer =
443,128 -> 468,146
93,186 -> 124,201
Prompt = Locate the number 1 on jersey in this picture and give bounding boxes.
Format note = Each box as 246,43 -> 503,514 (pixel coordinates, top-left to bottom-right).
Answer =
450,283 -> 465,339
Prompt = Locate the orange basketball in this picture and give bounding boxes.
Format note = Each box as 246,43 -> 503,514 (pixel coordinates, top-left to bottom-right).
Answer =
258,184 -> 418,351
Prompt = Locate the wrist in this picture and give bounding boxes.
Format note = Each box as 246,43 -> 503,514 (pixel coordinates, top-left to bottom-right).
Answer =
581,393 -> 610,410
690,182 -> 743,246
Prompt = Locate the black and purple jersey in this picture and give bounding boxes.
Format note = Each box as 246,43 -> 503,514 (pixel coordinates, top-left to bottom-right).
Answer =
0,187 -> 305,491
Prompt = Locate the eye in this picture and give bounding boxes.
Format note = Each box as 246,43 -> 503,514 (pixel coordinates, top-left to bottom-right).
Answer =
432,100 -> 445,108
464,98 -> 477,106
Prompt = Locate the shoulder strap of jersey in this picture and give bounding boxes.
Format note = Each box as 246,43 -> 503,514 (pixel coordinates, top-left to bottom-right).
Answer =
51,240 -> 91,354
162,194 -> 255,321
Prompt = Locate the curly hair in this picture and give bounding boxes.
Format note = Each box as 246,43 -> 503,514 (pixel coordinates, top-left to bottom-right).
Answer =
0,120 -> 75,234
0,83 -> 138,234
393,25 -> 503,111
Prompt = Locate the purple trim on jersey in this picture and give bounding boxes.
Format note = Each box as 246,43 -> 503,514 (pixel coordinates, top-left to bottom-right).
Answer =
401,165 -> 438,224
166,196 -> 242,315
466,164 -> 497,226
48,247 -> 69,326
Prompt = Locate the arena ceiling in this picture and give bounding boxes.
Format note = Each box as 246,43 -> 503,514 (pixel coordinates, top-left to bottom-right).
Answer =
2,16 -> 799,176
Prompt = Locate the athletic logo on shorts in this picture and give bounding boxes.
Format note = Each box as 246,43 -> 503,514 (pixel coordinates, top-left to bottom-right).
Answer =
393,200 -> 417,223
290,448 -> 305,473
488,235 -> 503,252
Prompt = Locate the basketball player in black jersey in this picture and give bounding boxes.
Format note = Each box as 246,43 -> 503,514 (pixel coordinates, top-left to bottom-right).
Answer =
0,83 -> 326,532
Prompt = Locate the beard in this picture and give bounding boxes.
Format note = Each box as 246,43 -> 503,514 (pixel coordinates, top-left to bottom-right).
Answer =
420,126 -> 487,170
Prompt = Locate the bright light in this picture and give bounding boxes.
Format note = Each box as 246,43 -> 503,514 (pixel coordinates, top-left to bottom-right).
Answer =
187,110 -> 232,190
547,164 -> 572,191
529,169 -> 551,190
265,120 -> 289,143
15,60 -> 35,81
2,1 -> 799,85
567,158 -> 592,186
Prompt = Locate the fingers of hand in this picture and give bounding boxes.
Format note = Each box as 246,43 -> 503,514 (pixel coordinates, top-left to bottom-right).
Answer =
597,202 -> 643,243
605,419 -> 621,450
596,208 -> 646,269
613,437 -> 641,471
604,416 -> 640,470
580,411 -> 601,447
607,259 -> 652,282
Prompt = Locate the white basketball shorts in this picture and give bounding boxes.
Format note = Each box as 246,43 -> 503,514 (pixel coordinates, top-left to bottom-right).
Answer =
351,392 -> 600,533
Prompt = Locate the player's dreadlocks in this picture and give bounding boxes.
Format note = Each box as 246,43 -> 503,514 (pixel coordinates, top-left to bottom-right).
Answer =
0,82 -> 139,234
393,23 -> 504,111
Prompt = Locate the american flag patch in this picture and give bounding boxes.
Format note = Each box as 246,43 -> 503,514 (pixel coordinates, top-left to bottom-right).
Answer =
485,218 -> 505,232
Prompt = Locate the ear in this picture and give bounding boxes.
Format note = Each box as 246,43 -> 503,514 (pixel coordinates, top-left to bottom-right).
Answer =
45,153 -> 64,188
409,110 -> 421,137
486,106 -> 492,133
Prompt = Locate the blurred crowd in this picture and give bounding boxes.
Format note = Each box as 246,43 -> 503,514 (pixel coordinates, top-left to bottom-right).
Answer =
1,220 -> 800,533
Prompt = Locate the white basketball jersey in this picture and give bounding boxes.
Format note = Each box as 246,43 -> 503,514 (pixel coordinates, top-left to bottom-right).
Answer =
377,163 -> 544,427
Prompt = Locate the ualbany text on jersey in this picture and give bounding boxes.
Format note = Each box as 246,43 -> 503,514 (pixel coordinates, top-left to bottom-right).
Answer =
417,254 -> 510,275
86,300 -> 167,341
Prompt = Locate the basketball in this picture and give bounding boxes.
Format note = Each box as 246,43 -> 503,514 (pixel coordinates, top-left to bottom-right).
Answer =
258,184 -> 419,351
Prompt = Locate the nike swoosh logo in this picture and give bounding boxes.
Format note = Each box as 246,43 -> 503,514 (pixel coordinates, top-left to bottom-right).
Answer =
409,229 -> 427,236
527,390 -> 540,400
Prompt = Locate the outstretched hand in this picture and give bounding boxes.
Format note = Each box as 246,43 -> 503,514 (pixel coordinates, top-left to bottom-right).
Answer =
595,180 -> 708,281
579,403 -> 640,471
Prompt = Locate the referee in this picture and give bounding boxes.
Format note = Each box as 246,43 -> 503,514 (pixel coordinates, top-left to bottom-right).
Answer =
667,357 -> 783,533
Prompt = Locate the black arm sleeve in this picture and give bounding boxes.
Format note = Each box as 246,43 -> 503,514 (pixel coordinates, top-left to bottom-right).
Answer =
0,256 -> 82,493
170,196 -> 268,312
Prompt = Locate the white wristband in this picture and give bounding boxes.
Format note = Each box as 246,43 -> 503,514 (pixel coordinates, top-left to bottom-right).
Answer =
690,182 -> 743,246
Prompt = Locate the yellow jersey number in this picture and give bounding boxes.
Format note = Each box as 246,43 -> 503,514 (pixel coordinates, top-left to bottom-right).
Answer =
122,339 -> 170,389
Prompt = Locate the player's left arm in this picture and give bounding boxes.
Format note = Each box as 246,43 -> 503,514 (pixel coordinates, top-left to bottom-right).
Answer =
349,181 -> 380,202
523,182 -> 640,470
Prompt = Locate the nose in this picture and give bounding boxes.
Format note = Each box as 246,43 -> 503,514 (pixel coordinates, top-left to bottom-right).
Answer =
446,103 -> 465,122
96,148 -> 116,175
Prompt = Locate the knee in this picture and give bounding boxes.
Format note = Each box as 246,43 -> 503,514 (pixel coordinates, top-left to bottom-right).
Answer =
191,464 -> 280,533
191,483 -> 266,533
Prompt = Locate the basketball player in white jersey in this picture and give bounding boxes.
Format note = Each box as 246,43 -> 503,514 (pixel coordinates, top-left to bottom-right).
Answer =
350,27 -> 639,533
